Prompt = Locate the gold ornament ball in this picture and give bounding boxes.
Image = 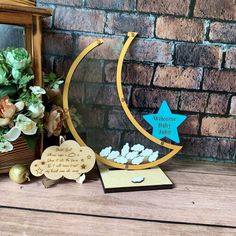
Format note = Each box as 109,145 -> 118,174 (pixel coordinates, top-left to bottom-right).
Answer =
9,165 -> 30,184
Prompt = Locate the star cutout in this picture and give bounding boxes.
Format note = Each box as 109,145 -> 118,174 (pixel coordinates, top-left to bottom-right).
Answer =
35,167 -> 43,175
81,164 -> 86,169
143,100 -> 186,143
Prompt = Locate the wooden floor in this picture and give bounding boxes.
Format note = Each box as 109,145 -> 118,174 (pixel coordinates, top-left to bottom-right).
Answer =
0,160 -> 235,235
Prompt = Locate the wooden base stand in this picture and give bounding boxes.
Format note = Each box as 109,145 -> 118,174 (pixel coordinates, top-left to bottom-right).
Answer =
98,163 -> 173,193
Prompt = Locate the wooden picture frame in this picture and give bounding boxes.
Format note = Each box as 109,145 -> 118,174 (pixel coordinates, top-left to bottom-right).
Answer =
0,2 -> 52,173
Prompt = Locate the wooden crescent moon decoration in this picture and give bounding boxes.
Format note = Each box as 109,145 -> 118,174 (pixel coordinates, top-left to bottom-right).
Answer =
63,34 -> 182,170
116,32 -> 182,168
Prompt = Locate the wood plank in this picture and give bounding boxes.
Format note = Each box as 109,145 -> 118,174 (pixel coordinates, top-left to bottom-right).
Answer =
0,4 -> 52,16
0,164 -> 235,227
162,159 -> 236,176
32,15 -> 42,86
0,12 -> 32,25
0,208 -> 235,236
3,0 -> 35,7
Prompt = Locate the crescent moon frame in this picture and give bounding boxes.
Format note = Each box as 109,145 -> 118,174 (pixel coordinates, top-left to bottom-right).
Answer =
63,33 -> 182,170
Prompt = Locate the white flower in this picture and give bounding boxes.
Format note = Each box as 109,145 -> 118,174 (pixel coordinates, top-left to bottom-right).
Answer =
15,114 -> 37,135
15,101 -> 25,112
0,140 -> 13,152
28,103 -> 45,118
30,86 -> 46,96
3,127 -> 21,141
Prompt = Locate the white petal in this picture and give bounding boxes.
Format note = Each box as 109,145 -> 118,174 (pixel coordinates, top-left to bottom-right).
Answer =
0,141 -> 13,153
15,101 -> 24,112
3,127 -> 21,141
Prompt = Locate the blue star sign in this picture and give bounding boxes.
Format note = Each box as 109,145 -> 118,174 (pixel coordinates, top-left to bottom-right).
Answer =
143,101 -> 186,143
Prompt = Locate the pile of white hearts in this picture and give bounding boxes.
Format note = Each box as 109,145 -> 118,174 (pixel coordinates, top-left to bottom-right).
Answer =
99,143 -> 159,165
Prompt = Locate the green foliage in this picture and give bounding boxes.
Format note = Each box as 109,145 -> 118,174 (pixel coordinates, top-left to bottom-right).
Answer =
0,47 -> 33,88
0,85 -> 17,99
4,48 -> 31,70
43,72 -> 64,90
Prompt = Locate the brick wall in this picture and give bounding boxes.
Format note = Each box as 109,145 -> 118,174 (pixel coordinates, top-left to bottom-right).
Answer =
37,0 -> 236,163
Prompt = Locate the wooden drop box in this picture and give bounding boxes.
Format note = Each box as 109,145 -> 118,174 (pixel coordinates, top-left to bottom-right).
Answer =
0,2 -> 52,173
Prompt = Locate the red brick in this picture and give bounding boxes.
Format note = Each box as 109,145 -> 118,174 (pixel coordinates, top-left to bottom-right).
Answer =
156,16 -> 204,42
42,15 -> 52,29
42,32 -> 73,55
37,3 -> 53,29
108,109 -> 151,130
39,0 -> 82,6
85,84 -> 131,106
201,117 -> 236,138
225,48 -> 236,69
105,13 -> 155,37
104,62 -> 125,83
126,63 -> 153,85
175,44 -> 222,68
86,0 -> 135,10
179,115 -> 199,135
181,137 -> 235,160
86,130 -> 121,150
108,110 -> 135,130
105,62 -> 153,86
206,93 -> 229,115
76,36 -> 124,60
69,82 -> 84,104
54,7 -> 105,33
179,91 -> 208,112
54,57 -> 73,77
73,59 -> 104,83
230,96 -> 236,115
203,69 -> 236,92
123,131 -> 169,154
209,22 -> 236,44
153,66 -> 202,89
127,39 -> 172,63
137,0 -> 190,16
194,0 -> 236,21
132,88 -> 179,110
42,56 -> 54,74
78,107 -> 104,128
